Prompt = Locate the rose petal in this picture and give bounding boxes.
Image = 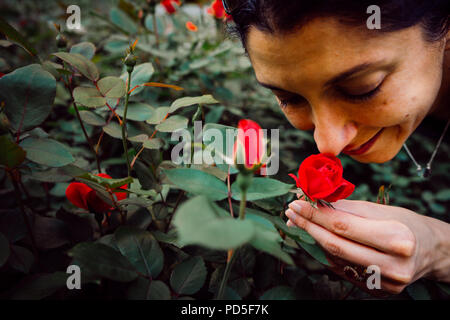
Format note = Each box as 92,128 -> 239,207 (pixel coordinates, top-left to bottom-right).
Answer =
323,179 -> 355,202
65,182 -> 91,210
86,190 -> 112,213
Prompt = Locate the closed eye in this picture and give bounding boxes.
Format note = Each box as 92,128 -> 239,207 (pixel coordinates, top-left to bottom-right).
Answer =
337,82 -> 383,103
278,95 -> 306,108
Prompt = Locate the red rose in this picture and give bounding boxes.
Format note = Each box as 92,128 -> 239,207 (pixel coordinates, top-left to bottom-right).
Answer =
207,0 -> 232,20
65,173 -> 127,213
289,153 -> 355,202
233,119 -> 266,173
161,0 -> 181,14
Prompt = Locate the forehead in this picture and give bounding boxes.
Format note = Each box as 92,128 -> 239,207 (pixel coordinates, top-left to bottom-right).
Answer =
246,17 -> 408,90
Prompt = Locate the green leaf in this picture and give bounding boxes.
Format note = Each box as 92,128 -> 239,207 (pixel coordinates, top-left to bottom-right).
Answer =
245,213 -> 278,232
103,121 -> 122,139
33,215 -> 70,250
73,86 -> 105,108
11,272 -> 68,300
0,135 -> 26,168
406,281 -> 431,300
0,232 -> 10,267
144,14 -> 164,34
0,17 -> 37,56
155,115 -> 188,132
232,178 -> 293,201
76,173 -> 132,189
127,134 -> 148,142
52,52 -> 99,81
68,242 -> 138,282
429,202 -> 446,215
297,241 -> 331,266
170,256 -> 207,295
122,63 -> 154,96
128,136 -> 164,149
110,8 -> 138,34
143,138 -> 164,149
435,189 -> 450,201
260,286 -> 296,300
206,106 -> 225,123
70,42 -> 96,60
78,110 -> 106,126
114,227 -> 164,278
127,278 -> 171,300
169,95 -> 219,113
164,168 -> 228,201
224,287 -> 242,300
41,61 -> 61,78
246,208 -> 315,244
8,245 -> 34,273
97,76 -> 126,99
146,106 -> 170,124
173,196 -> 255,250
0,209 -> 27,243
116,102 -> 154,121
20,137 -> 75,167
0,64 -> 56,132
248,223 -> 294,265
436,282 -> 450,295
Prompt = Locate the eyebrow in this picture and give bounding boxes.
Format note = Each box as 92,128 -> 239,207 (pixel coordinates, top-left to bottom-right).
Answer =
256,61 -> 385,94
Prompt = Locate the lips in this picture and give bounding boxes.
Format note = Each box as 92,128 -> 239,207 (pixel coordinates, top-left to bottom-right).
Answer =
343,128 -> 384,155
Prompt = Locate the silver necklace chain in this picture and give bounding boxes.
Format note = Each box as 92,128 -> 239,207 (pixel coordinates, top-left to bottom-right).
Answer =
402,119 -> 450,178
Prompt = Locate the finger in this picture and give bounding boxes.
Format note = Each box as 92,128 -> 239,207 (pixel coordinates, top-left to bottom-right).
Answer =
286,219 -> 295,228
285,210 -> 413,284
287,200 -> 415,257
324,255 -> 406,296
333,199 -> 405,220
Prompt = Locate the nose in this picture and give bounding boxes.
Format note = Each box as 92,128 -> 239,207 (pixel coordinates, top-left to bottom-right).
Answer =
311,105 -> 358,156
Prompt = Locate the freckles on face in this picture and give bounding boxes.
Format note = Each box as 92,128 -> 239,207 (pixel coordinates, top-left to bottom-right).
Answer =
246,19 -> 445,163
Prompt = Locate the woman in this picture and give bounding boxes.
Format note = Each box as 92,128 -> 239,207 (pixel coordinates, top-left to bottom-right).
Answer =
223,0 -> 450,294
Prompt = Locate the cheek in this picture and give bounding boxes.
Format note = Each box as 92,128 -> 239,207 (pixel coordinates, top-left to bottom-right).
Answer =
351,86 -> 430,128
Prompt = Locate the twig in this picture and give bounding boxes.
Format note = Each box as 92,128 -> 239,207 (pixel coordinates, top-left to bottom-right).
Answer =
8,170 -> 39,260
121,71 -> 132,177
216,248 -> 238,299
227,165 -> 234,217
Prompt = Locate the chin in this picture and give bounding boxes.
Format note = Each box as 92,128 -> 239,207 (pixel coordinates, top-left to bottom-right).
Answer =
349,145 -> 401,164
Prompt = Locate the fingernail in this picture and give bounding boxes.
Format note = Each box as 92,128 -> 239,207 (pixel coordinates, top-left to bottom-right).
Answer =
285,209 -> 294,219
289,201 -> 302,213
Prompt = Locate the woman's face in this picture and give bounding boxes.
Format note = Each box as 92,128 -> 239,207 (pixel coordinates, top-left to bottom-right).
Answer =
246,17 -> 448,163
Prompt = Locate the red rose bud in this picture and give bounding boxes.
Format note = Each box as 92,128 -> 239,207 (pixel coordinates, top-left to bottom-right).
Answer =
161,0 -> 181,14
65,173 -> 127,213
185,21 -> 198,32
207,0 -> 232,20
289,153 -> 355,203
233,119 -> 267,174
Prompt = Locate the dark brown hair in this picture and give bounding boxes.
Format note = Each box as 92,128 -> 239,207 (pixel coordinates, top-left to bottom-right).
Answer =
225,0 -> 450,50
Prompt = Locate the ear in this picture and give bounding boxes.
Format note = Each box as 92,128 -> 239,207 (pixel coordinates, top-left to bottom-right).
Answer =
445,29 -> 450,51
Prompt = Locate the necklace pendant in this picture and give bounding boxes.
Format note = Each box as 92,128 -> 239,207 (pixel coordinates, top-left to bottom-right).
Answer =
416,165 -> 423,178
423,165 -> 432,178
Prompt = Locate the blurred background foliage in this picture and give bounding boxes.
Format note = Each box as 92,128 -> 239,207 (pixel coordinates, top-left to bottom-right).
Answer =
0,0 -> 449,300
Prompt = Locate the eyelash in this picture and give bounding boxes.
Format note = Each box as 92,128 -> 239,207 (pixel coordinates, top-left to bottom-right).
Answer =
338,83 -> 383,102
279,96 -> 304,109
278,83 -> 383,108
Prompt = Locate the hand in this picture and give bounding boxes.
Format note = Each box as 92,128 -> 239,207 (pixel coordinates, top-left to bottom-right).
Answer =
285,199 -> 450,295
